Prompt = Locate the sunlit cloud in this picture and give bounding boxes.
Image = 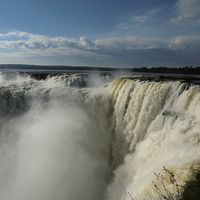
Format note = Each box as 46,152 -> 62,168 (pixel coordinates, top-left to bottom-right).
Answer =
0,31 -> 200,66
0,32 -> 98,54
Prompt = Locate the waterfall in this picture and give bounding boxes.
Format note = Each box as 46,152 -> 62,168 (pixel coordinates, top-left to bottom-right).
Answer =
0,73 -> 200,200
0,72 -> 112,200
106,78 -> 200,200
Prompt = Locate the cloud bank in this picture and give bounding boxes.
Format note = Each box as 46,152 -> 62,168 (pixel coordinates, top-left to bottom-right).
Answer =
0,31 -> 200,67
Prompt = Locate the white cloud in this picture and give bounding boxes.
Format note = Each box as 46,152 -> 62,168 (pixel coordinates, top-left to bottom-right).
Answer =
132,9 -> 160,24
0,32 -> 97,52
169,35 -> 200,49
118,8 -> 161,29
174,0 -> 200,23
95,36 -> 168,51
0,31 -> 200,66
1,31 -> 200,53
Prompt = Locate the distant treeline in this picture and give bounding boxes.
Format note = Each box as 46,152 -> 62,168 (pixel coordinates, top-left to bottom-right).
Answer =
0,64 -> 200,75
133,66 -> 200,75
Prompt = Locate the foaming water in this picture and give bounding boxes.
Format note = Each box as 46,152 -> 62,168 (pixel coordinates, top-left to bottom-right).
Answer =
106,79 -> 200,200
0,73 -> 200,200
0,72 -> 112,200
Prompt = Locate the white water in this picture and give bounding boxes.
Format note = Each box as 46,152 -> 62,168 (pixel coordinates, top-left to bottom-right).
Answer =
106,79 -> 200,199
0,73 -> 111,200
0,73 -> 200,200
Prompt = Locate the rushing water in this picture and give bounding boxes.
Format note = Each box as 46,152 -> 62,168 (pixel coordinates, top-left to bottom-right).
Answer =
0,73 -> 200,200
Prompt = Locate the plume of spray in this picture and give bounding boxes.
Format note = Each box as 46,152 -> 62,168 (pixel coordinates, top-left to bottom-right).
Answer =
0,72 -> 112,200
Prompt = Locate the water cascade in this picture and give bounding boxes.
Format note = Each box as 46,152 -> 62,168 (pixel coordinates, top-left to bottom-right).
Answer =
0,73 -> 200,200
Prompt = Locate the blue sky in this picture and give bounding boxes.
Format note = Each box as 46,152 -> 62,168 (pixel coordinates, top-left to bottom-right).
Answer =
0,0 -> 200,67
